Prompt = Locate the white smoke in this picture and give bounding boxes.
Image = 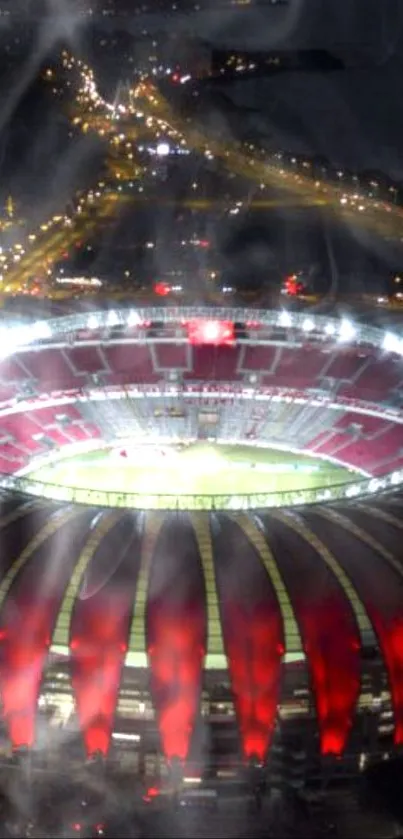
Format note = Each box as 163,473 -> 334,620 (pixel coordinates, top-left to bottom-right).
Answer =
0,0 -> 88,134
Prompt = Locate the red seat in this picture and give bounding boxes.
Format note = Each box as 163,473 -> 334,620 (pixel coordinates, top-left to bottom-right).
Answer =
103,344 -> 157,382
65,345 -> 106,375
153,343 -> 189,370
17,349 -> 79,391
324,352 -> 369,381
271,347 -> 328,389
241,345 -> 277,374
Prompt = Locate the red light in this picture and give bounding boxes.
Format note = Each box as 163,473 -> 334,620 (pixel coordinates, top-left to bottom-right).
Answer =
147,603 -> 205,763
187,319 -> 235,346
0,596 -> 62,750
154,281 -> 171,297
223,603 -> 283,762
285,276 -> 298,296
70,595 -> 132,758
284,275 -> 304,296
299,597 -> 360,755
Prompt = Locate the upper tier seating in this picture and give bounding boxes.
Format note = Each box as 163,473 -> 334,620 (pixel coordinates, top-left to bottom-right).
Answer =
265,347 -> 331,389
0,343 -> 400,407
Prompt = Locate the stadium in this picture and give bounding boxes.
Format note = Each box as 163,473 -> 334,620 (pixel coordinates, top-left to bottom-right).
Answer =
0,302 -> 402,810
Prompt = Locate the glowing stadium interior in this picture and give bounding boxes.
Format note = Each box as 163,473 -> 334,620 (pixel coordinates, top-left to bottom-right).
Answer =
0,306 -> 402,797
0,307 -> 402,507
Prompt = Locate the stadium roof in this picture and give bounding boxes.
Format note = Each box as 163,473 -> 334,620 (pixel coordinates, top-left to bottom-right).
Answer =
1,306 -> 403,355
0,489 -> 402,762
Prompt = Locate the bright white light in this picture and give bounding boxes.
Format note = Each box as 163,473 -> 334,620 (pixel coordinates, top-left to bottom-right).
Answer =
383,332 -> 403,356
32,321 -> 52,340
278,310 -> 292,327
302,317 -> 315,332
345,484 -> 360,498
126,310 -> 142,327
338,319 -> 356,343
324,322 -> 336,336
156,142 -> 170,157
56,276 -> 102,287
87,315 -> 99,330
0,321 -> 41,357
0,343 -> 13,360
107,310 -> 119,327
9,325 -> 30,347
317,489 -> 332,502
204,322 -> 221,342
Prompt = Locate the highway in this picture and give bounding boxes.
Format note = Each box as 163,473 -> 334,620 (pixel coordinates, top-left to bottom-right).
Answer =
2,52 -> 403,302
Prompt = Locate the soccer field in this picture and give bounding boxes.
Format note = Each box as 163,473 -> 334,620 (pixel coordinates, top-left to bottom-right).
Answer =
28,442 -> 355,500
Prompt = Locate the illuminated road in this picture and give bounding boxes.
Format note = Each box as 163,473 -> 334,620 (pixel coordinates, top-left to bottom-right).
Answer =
1,190 -> 132,293
2,50 -> 403,303
138,81 -> 403,243
69,54 -> 403,242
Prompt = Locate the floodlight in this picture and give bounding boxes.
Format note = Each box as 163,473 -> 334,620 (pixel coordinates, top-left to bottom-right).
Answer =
278,310 -> 292,327
338,319 -> 356,343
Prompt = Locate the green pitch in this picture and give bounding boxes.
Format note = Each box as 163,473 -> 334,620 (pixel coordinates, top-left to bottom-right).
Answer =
28,442 -> 355,499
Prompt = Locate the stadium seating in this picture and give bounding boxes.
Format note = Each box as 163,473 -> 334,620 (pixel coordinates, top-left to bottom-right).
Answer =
184,345 -> 243,381
0,385 -> 19,403
0,413 -> 46,453
0,393 -> 401,478
334,411 -> 390,437
338,356 -> 403,403
240,345 -> 278,374
306,412 -> 403,474
353,357 -> 403,400
267,347 -> 330,389
0,339 -> 401,479
0,442 -> 26,467
0,456 -> 19,473
102,343 -> 158,384
0,342 -> 401,406
19,349 -> 79,392
64,344 -> 107,375
372,455 -> 403,477
0,355 -> 34,382
0,404 -> 103,469
153,343 -> 189,371
323,351 -> 369,382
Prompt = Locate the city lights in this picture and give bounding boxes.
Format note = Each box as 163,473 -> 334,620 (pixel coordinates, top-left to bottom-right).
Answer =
1,45 -> 403,306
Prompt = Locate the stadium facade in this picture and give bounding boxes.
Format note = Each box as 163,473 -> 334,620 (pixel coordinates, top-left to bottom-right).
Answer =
0,306 -> 402,789
0,496 -> 403,788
